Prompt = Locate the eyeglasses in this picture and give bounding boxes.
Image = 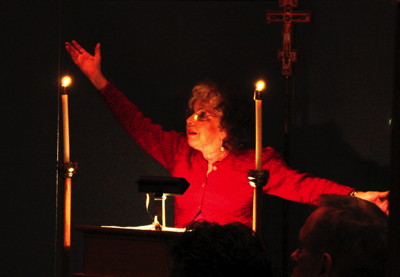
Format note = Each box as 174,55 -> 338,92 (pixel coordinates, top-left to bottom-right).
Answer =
187,110 -> 220,121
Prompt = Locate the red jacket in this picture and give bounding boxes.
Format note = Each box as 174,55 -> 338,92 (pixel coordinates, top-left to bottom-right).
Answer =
100,82 -> 353,228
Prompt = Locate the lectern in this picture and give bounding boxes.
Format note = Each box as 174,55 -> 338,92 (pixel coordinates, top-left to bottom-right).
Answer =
74,225 -> 182,277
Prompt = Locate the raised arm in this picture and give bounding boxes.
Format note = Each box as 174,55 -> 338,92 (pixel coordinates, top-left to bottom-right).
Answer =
65,40 -> 108,90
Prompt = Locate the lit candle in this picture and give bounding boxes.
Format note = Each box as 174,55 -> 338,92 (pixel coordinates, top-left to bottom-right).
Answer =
252,80 -> 266,233
61,76 -> 72,163
61,75 -> 72,251
254,80 -> 266,170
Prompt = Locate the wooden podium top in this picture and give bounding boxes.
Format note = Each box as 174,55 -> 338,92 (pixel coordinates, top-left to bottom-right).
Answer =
74,225 -> 183,277
75,224 -> 184,238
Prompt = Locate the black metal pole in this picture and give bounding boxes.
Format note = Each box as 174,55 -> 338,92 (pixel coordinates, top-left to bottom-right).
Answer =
386,4 -> 400,277
281,75 -> 295,277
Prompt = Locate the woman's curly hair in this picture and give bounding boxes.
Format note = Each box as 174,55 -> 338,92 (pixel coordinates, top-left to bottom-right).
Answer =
187,78 -> 253,152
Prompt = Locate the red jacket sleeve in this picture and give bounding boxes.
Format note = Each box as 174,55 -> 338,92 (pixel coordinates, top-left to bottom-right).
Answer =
99,82 -> 188,171
261,147 -> 354,205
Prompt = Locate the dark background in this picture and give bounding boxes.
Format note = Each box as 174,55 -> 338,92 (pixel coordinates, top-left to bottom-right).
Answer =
3,1 -> 398,276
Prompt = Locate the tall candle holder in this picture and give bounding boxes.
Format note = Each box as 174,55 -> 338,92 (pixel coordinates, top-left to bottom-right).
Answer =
248,80 -> 269,233
58,75 -> 78,277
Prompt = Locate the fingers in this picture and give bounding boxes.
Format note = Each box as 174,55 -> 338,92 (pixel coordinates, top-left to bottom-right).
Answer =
357,190 -> 390,215
376,197 -> 389,215
65,40 -> 87,56
65,41 -> 81,61
71,40 -> 86,54
381,202 -> 389,215
65,45 -> 78,64
378,190 -> 390,199
65,41 -> 73,54
376,191 -> 389,215
65,40 -> 101,61
94,42 -> 101,58
378,191 -> 390,215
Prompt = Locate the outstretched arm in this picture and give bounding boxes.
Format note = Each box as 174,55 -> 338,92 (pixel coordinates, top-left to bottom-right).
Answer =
65,40 -> 108,90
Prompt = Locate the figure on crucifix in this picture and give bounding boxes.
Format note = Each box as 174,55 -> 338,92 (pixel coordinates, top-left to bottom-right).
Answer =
266,0 -> 311,76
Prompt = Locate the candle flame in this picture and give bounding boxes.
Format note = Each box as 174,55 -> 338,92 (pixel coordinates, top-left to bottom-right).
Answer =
61,76 -> 72,88
255,80 -> 266,91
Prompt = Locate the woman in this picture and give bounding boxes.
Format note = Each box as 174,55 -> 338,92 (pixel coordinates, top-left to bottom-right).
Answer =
65,40 -> 389,228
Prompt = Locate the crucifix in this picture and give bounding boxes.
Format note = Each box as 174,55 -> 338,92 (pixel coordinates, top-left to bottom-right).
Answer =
266,0 -> 311,76
266,0 -> 311,162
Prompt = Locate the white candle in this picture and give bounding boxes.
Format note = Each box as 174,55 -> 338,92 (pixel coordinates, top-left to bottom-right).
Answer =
60,76 -> 73,252
252,80 -> 266,232
254,80 -> 266,170
61,76 -> 72,163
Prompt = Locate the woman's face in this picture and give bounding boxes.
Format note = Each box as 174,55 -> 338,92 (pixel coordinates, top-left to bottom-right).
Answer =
186,97 -> 227,154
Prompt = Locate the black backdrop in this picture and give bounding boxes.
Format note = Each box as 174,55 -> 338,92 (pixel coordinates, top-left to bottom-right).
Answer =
3,1 -> 397,276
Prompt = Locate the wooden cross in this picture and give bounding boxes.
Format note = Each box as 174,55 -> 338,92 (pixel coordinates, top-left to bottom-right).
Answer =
266,0 -> 311,76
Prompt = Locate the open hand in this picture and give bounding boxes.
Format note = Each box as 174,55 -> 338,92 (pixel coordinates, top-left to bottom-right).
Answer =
65,40 -> 107,90
354,190 -> 389,215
